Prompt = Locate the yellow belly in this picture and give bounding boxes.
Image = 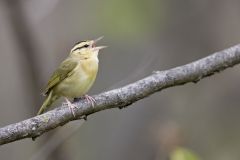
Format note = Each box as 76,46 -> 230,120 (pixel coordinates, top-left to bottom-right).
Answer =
54,62 -> 98,98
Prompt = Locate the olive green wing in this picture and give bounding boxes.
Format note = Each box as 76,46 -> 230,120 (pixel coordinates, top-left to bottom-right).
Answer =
43,58 -> 78,95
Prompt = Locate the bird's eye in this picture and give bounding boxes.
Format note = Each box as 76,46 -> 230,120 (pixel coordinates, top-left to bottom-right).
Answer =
83,44 -> 89,48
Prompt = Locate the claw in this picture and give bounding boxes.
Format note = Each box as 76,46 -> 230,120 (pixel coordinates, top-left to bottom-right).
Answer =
63,95 -> 95,118
84,95 -> 96,107
64,98 -> 77,117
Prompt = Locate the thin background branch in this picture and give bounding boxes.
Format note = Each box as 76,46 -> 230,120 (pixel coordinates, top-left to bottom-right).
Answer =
4,0 -> 42,106
3,1 -> 69,159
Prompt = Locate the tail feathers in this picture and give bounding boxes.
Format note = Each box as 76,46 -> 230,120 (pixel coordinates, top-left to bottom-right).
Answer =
37,90 -> 57,115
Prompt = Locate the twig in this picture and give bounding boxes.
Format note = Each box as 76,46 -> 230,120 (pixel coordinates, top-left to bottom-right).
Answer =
0,44 -> 240,145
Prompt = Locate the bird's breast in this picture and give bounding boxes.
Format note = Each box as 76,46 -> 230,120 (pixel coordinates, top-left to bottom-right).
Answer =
56,58 -> 99,98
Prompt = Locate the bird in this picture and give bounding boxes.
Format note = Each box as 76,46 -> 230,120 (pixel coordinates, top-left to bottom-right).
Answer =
37,37 -> 106,117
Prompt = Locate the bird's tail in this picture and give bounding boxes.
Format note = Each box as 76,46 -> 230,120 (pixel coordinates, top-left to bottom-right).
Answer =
37,90 -> 57,115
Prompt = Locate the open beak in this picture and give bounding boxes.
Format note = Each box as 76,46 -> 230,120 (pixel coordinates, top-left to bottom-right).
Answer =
92,36 -> 107,51
94,36 -> 104,44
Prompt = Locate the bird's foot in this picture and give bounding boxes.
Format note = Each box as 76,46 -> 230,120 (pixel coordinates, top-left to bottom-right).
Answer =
64,98 -> 77,117
84,95 -> 96,107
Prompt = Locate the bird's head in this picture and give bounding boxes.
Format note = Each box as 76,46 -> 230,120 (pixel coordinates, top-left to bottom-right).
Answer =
70,36 -> 106,59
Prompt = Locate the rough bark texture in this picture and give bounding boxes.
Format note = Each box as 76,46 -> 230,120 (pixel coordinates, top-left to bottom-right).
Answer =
0,44 -> 240,145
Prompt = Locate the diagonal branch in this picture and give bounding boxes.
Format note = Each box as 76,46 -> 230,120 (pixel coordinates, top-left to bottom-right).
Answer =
0,44 -> 240,145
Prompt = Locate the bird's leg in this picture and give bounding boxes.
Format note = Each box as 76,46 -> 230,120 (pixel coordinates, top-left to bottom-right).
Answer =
64,98 -> 77,117
84,95 -> 96,107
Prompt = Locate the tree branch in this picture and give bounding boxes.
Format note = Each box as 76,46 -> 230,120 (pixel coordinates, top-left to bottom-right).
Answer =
0,44 -> 240,145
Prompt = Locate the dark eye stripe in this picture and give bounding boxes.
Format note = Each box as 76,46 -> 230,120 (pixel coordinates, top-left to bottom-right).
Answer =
72,44 -> 89,52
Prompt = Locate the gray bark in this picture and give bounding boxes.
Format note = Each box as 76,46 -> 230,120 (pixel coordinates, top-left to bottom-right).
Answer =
0,44 -> 240,145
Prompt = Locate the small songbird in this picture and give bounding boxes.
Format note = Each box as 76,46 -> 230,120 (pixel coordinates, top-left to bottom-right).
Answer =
37,37 -> 106,116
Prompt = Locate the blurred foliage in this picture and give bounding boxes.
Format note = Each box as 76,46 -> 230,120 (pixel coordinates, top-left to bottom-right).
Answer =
170,147 -> 200,160
99,0 -> 165,37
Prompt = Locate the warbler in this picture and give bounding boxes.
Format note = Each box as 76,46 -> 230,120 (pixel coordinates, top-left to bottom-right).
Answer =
37,37 -> 106,117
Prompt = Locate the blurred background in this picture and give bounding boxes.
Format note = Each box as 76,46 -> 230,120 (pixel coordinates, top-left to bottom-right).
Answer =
0,0 -> 240,160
